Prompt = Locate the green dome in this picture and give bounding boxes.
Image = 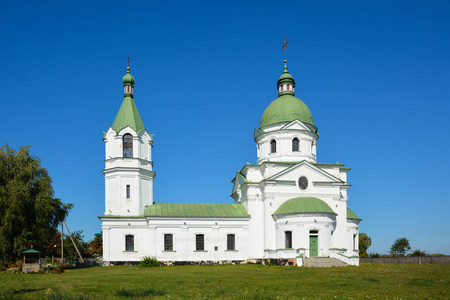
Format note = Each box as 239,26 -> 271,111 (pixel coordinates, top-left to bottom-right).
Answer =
260,94 -> 314,127
122,67 -> 135,86
273,197 -> 336,216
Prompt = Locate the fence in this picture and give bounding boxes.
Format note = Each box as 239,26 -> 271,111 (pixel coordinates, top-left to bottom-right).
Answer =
360,256 -> 449,264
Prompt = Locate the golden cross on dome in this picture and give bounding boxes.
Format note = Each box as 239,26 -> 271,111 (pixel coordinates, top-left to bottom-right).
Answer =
281,37 -> 289,62
127,56 -> 130,68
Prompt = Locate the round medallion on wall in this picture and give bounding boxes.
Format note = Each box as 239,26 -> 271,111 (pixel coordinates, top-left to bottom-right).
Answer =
298,176 -> 308,190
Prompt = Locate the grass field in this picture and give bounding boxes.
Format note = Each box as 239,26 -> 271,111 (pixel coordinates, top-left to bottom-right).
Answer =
0,264 -> 449,299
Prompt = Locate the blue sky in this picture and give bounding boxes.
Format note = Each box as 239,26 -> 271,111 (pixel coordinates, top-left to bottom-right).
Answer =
1,1 -> 449,255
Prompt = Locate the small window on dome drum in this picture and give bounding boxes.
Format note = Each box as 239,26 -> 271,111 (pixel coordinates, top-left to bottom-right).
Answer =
270,140 -> 277,153
123,134 -> 133,157
292,138 -> 299,152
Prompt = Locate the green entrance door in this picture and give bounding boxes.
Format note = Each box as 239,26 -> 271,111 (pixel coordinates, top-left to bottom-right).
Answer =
309,236 -> 318,257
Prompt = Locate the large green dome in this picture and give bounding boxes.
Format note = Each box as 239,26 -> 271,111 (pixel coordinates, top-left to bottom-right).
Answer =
273,197 -> 336,216
260,94 -> 314,128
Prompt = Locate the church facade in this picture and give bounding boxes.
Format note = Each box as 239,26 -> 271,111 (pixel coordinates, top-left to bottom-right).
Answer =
100,61 -> 361,266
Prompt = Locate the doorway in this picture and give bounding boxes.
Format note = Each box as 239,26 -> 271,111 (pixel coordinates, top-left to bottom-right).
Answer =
309,230 -> 318,257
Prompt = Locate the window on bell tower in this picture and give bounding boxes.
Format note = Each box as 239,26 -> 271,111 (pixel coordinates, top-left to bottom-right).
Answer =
123,134 -> 133,157
270,140 -> 277,153
292,138 -> 299,152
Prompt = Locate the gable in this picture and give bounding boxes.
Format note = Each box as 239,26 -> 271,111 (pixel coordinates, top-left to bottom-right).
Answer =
267,160 -> 342,183
280,119 -> 312,131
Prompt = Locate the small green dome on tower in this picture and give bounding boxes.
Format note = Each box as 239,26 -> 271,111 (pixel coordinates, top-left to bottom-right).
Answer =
122,67 -> 135,86
260,63 -> 314,128
277,63 -> 295,86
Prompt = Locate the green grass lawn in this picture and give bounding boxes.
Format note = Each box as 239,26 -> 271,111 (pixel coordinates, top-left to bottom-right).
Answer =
0,264 -> 449,299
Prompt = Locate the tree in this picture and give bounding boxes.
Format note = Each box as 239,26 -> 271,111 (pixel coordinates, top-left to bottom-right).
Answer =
358,233 -> 372,257
410,249 -> 426,257
89,235 -> 103,257
63,230 -> 90,259
389,237 -> 411,256
0,145 -> 73,262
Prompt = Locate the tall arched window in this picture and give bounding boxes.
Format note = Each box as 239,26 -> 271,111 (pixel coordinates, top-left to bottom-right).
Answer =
123,134 -> 133,157
292,138 -> 299,152
270,140 -> 277,153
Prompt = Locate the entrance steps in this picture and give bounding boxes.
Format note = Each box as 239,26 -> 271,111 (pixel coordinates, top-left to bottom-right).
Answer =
303,257 -> 348,267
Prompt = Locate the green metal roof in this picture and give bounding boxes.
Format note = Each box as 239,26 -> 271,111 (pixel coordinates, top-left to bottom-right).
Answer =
273,197 -> 336,216
111,96 -> 146,134
145,203 -> 250,218
347,208 -> 361,220
260,94 -> 314,128
22,249 -> 41,254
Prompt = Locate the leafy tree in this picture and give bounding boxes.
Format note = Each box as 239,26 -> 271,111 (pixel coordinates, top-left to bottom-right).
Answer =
89,235 -> 103,257
358,233 -> 372,257
369,252 -> 381,258
0,145 -> 73,262
411,249 -> 426,257
389,237 -> 411,256
63,230 -> 90,259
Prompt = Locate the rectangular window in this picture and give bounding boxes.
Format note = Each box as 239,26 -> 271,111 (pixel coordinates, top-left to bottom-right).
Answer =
196,234 -> 204,251
164,234 -> 173,251
353,234 -> 358,250
285,231 -> 292,249
125,235 -> 134,251
126,185 -> 130,199
227,234 -> 235,251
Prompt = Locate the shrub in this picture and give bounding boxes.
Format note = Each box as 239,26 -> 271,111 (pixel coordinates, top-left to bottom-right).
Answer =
139,256 -> 160,268
369,252 -> 381,258
51,264 -> 65,274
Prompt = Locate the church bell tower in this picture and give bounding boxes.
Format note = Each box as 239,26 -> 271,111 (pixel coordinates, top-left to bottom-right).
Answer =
103,65 -> 155,216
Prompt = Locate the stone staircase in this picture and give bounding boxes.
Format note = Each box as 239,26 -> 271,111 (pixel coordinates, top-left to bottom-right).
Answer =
303,257 -> 348,267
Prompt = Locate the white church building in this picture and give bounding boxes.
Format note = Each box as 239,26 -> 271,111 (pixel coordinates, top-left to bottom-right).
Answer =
100,59 -> 361,266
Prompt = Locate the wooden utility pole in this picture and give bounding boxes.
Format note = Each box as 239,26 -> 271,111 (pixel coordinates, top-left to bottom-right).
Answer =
61,221 -> 64,264
64,220 -> 85,263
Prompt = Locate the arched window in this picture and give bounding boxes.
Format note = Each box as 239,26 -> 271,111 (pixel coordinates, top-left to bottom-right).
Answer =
270,140 -> 276,153
287,84 -> 290,90
280,85 -> 284,91
292,138 -> 299,152
285,231 -> 292,248
123,134 -> 133,157
125,235 -> 134,251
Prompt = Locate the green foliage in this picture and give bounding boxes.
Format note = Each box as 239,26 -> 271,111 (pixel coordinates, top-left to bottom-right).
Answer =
369,252 -> 381,258
139,256 -> 160,268
389,237 -> 412,256
411,249 -> 427,257
358,232 -> 372,257
0,145 -> 73,262
63,230 -> 90,259
115,287 -> 166,297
